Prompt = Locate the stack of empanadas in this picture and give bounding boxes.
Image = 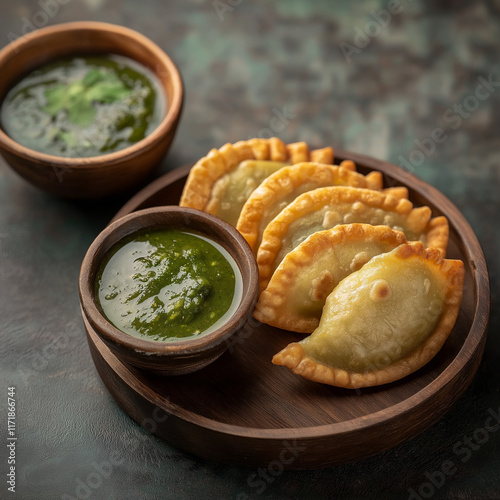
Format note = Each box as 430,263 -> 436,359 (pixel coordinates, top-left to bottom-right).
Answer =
180,138 -> 464,388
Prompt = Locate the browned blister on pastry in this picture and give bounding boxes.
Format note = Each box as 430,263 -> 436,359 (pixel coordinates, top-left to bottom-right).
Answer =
257,186 -> 448,291
272,242 -> 464,388
236,163 -> 383,252
254,224 -> 408,332
179,138 -> 334,226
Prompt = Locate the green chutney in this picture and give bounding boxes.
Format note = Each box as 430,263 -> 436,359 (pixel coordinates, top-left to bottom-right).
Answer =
0,54 -> 165,157
97,229 -> 242,342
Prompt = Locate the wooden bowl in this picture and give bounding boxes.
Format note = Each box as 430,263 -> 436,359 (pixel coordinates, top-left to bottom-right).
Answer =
85,153 -> 489,468
79,206 -> 259,375
0,22 -> 183,198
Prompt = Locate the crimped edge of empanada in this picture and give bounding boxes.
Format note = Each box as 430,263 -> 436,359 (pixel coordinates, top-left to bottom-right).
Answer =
257,186 -> 425,289
179,138 -> 334,210
236,164 -> 384,252
272,243 -> 465,389
254,224 -> 408,332
383,186 -> 409,199
425,216 -> 449,257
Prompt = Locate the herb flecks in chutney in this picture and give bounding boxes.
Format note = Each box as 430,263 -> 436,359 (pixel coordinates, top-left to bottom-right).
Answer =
0,54 -> 165,157
97,230 -> 239,342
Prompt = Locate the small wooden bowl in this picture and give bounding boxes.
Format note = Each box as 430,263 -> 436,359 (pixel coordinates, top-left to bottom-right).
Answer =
79,206 -> 259,375
0,22 -> 183,198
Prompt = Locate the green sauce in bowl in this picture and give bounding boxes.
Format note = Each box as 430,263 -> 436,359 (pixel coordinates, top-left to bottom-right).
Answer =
0,54 -> 166,157
96,229 -> 242,342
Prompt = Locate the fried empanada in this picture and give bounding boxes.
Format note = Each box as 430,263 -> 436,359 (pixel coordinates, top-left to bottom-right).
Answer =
179,138 -> 334,226
272,243 -> 464,388
236,163 -> 383,252
254,224 -> 408,332
257,186 -> 448,289
206,160 -> 290,226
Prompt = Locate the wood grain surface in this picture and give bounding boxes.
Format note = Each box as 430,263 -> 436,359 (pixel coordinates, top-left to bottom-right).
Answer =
85,151 -> 489,469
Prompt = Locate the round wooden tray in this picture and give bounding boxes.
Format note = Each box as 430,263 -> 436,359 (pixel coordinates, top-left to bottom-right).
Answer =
85,150 -> 490,469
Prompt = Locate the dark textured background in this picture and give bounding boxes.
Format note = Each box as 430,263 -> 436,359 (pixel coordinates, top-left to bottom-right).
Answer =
0,1 -> 499,499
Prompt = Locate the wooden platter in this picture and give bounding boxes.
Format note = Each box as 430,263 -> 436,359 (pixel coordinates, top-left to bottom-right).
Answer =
85,150 -> 490,469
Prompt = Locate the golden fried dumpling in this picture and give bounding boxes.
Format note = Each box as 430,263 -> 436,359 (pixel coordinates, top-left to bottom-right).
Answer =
206,160 -> 290,226
179,138 -> 334,226
272,243 -> 464,389
257,186 -> 448,289
254,224 -> 408,332
236,163 -> 383,252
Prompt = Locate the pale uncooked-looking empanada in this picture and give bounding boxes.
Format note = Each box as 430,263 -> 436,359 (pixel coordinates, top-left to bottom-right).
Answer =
257,186 -> 448,289
254,224 -> 408,332
179,138 -> 334,226
236,163 -> 383,252
272,242 -> 464,389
